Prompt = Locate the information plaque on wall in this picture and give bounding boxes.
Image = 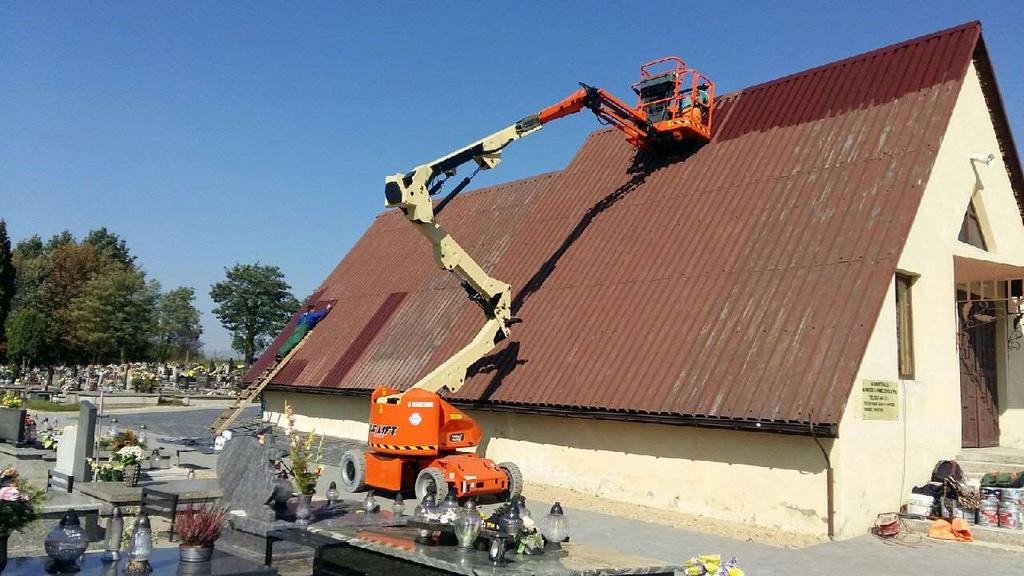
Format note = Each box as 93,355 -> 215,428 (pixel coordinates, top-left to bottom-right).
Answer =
862,380 -> 899,420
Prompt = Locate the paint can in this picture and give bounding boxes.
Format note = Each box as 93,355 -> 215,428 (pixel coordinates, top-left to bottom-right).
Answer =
998,502 -> 1021,530
981,487 -> 1002,504
1001,487 -> 1024,506
978,501 -> 999,527
906,493 -> 934,516
953,507 -> 975,523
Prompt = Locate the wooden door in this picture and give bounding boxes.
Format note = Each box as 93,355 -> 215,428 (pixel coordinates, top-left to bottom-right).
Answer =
959,300 -> 1000,448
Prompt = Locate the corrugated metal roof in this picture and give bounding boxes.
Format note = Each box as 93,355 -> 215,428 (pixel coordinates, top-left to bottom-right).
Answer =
250,22 -> 986,432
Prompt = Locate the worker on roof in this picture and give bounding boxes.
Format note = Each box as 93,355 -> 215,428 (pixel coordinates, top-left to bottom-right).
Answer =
276,303 -> 332,361
679,86 -> 710,112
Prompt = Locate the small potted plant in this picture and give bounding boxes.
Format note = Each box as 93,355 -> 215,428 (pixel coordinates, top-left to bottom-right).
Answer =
175,505 -> 228,563
279,402 -> 324,526
0,467 -> 43,571
116,445 -> 144,487
0,392 -> 26,444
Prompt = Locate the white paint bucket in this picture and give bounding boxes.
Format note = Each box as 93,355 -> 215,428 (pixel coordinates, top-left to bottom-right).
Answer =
978,501 -> 999,527
998,502 -> 1021,530
906,493 -> 934,516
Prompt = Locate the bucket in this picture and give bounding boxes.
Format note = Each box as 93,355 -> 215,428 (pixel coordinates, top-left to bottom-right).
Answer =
981,487 -> 1002,504
998,502 -> 1022,530
1001,487 -> 1024,506
978,502 -> 999,527
906,493 -> 934,516
954,507 -> 978,524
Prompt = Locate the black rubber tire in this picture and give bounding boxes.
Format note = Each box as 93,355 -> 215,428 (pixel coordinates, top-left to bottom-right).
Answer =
498,461 -> 523,502
414,467 -> 449,503
339,449 -> 366,493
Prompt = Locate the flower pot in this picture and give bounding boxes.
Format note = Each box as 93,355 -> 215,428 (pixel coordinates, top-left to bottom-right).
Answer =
179,544 -> 214,562
295,494 -> 312,527
0,407 -> 26,444
123,464 -> 140,487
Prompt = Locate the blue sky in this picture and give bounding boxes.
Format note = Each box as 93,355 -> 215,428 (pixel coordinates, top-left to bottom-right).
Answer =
2,2 -> 1022,356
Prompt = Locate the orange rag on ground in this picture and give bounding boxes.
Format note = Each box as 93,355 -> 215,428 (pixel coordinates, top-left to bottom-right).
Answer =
927,518 -> 974,542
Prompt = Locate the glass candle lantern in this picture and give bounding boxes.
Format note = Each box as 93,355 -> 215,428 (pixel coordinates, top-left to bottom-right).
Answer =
325,481 -> 339,506
129,512 -> 153,561
137,425 -> 147,446
45,510 -> 89,570
107,418 -> 118,438
413,494 -> 435,521
517,496 -> 533,522
454,500 -> 483,549
439,490 -> 460,522
499,504 -> 523,537
363,490 -> 378,513
103,507 -> 124,561
540,502 -> 569,546
392,493 -> 406,516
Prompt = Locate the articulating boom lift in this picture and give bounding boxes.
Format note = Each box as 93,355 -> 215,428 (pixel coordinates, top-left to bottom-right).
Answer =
338,57 -> 714,503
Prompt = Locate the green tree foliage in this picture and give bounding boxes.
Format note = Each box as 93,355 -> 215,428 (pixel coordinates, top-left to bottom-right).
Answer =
44,243 -> 107,362
71,266 -> 160,363
44,230 -> 75,251
0,221 -> 14,348
157,287 -> 203,361
84,227 -> 135,266
210,263 -> 299,365
5,308 -> 51,367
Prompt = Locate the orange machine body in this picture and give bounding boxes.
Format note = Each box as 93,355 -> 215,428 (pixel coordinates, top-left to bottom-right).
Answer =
364,386 -> 510,497
537,55 -> 714,148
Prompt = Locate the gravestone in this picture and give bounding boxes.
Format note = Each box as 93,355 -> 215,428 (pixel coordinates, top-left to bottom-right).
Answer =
53,425 -> 78,476
216,436 -> 281,522
72,401 -> 97,482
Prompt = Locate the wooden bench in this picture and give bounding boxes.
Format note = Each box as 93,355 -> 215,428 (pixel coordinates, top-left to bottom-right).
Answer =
46,469 -> 74,494
141,488 -> 180,541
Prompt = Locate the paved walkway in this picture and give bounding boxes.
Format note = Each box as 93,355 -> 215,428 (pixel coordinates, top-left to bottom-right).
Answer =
44,406 -> 1024,574
558,501 -> 1023,575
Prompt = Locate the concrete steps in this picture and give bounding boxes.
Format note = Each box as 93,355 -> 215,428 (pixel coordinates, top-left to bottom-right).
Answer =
904,517 -> 1024,549
956,448 -> 1024,483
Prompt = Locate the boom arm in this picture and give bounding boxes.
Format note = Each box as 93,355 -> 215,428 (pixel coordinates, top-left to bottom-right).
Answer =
382,121 -> 541,395
380,82 -> 663,397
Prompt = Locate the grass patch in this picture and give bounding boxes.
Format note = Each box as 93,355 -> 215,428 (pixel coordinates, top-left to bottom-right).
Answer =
24,400 -> 80,412
158,397 -> 185,406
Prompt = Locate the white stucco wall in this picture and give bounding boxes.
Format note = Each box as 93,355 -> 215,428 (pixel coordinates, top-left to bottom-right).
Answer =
831,60 -> 1024,538
264,389 -> 830,535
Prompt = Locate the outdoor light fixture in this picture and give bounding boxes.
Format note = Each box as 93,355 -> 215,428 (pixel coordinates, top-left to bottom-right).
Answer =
971,153 -> 995,165
103,507 -> 124,562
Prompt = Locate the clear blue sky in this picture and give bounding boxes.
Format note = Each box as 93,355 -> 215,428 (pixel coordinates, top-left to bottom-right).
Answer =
2,2 -> 1022,356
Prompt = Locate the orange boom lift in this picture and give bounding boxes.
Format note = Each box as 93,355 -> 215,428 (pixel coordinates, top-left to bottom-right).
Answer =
338,57 -> 715,503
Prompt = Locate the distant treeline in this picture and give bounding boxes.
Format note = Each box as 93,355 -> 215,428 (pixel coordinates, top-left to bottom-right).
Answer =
0,220 -> 304,370
0,221 -> 202,367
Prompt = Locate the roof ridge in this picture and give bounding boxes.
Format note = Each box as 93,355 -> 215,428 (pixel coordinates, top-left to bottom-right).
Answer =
724,20 -> 981,99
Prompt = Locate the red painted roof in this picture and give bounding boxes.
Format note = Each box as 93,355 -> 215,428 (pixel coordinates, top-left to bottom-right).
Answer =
251,23 -> 987,430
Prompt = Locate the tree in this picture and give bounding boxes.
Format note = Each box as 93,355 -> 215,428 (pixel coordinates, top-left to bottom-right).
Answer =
157,287 -> 203,361
84,227 -> 135,267
5,308 -> 51,367
44,243 -> 107,362
71,266 -> 160,363
0,221 -> 14,347
210,263 -> 299,365
44,230 -> 75,251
